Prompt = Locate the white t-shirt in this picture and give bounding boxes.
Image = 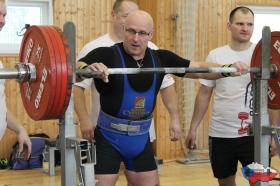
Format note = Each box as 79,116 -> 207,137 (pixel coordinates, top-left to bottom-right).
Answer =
0,62 -> 7,140
200,44 -> 256,138
75,34 -> 175,141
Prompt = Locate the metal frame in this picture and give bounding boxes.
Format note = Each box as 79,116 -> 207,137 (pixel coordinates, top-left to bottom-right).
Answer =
252,27 -> 270,186
60,21 -> 78,186
60,22 -> 96,186
252,26 -> 277,186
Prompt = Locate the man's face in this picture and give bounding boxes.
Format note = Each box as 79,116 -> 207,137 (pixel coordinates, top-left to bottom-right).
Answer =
123,15 -> 153,58
228,11 -> 254,43
112,1 -> 138,38
0,1 -> 7,31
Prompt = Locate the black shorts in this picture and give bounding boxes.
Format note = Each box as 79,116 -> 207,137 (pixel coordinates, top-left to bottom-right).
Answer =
94,127 -> 157,174
209,136 -> 254,179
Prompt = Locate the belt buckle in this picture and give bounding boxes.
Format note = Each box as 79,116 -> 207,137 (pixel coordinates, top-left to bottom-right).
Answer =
110,123 -> 140,133
110,123 -> 126,132
127,125 -> 140,133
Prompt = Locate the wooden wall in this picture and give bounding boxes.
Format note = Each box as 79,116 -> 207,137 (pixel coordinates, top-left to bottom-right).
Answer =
1,0 -> 280,160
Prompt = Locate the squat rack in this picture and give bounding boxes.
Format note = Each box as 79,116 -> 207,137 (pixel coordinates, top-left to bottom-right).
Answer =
59,23 -> 278,186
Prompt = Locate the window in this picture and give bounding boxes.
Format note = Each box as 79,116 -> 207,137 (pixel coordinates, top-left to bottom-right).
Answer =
0,0 -> 53,54
248,6 -> 280,44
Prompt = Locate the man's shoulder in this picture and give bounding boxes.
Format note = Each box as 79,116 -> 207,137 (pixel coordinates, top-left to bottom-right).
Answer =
210,45 -> 229,54
206,45 -> 229,63
78,34 -> 114,60
83,34 -> 113,48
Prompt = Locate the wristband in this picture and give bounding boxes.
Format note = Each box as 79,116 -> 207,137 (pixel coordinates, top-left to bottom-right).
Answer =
221,64 -> 233,77
79,63 -> 88,70
77,63 -> 88,81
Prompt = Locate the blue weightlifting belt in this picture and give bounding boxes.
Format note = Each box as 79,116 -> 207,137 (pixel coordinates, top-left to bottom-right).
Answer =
97,111 -> 152,136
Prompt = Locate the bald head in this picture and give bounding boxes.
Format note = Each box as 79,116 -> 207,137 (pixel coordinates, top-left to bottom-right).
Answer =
125,10 -> 154,32
123,10 -> 154,60
0,0 -> 7,31
113,0 -> 138,13
110,0 -> 139,41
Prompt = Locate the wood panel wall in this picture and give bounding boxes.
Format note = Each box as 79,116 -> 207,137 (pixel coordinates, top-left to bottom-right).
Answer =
1,0 -> 280,160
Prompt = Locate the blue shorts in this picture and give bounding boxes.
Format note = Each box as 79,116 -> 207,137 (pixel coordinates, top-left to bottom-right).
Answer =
94,127 -> 157,174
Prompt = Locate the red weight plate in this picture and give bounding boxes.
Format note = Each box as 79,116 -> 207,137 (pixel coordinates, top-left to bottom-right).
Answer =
251,32 -> 280,109
54,26 -> 73,116
41,26 -> 62,118
19,26 -> 57,120
46,26 -> 68,118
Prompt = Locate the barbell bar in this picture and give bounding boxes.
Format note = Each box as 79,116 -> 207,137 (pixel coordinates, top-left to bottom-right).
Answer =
0,66 -> 241,80
0,66 -> 262,80
1,65 -> 277,81
75,67 -> 265,79
2,25 -> 280,120
2,63 -> 279,81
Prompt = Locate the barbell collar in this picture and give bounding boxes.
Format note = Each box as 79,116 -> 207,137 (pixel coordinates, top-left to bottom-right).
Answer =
16,63 -> 36,82
0,63 -> 36,82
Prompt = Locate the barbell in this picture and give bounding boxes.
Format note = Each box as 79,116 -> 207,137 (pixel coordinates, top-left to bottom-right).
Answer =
1,26 -> 280,120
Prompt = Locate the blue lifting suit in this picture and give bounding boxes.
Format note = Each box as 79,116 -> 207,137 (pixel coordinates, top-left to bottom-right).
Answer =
97,45 -> 156,170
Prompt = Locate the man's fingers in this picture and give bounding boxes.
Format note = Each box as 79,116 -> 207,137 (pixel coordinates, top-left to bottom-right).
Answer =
186,139 -> 196,149
232,61 -> 249,76
18,142 -> 23,153
24,144 -> 32,160
89,63 -> 109,82
190,143 -> 197,150
170,129 -> 181,141
83,131 -> 93,142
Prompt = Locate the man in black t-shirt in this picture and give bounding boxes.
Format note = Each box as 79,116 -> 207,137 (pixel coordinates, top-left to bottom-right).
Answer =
77,10 -> 248,186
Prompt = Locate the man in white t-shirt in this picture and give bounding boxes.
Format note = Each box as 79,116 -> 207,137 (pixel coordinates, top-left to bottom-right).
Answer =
0,0 -> 31,160
74,0 -> 181,143
185,7 -> 256,186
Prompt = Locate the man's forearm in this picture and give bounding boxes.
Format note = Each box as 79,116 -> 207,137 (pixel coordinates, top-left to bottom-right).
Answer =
189,85 -> 213,131
160,85 -> 180,119
6,110 -> 25,134
74,86 -> 91,123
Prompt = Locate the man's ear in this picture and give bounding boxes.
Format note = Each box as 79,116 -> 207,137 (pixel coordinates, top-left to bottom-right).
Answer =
227,22 -> 231,31
149,29 -> 154,40
111,10 -> 116,19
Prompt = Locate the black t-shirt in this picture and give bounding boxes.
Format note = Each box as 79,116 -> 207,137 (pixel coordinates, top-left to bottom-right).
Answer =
80,43 -> 190,117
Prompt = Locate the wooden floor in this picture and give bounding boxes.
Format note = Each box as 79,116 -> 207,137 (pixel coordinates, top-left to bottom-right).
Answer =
0,157 -> 280,186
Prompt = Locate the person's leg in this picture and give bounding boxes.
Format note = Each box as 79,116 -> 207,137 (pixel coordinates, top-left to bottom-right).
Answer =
237,136 -> 254,186
209,137 -> 239,186
96,174 -> 119,186
125,169 -> 134,186
218,175 -> 236,186
126,170 -> 159,186
124,140 -> 159,186
94,127 -> 122,186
